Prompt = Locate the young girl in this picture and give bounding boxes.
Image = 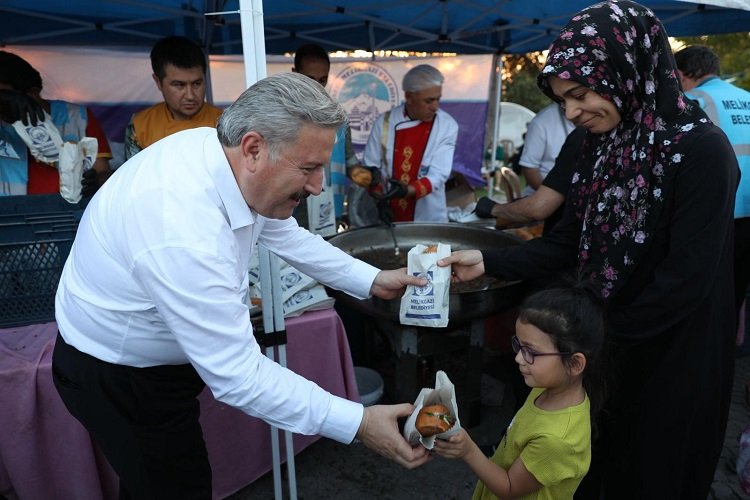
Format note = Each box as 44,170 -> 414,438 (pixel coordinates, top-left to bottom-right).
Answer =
433,285 -> 605,499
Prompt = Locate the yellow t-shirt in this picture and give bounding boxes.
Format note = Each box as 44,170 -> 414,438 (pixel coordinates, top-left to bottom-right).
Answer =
132,102 -> 223,150
472,387 -> 591,500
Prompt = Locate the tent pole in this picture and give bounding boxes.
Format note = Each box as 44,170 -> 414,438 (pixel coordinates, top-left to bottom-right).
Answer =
489,53 -> 503,195
258,247 -> 284,500
240,0 -> 267,85
240,2 -> 297,500
201,0 -> 218,105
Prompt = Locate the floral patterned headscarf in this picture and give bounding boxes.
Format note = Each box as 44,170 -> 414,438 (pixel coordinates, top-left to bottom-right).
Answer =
538,0 -> 710,298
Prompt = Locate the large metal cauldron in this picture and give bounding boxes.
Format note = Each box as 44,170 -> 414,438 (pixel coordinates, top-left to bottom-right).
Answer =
327,223 -> 525,325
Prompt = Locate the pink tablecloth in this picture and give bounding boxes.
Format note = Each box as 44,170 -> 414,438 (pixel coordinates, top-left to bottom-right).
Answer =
0,309 -> 359,500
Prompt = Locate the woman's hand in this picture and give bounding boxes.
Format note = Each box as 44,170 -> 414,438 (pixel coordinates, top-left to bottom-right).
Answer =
437,250 -> 486,282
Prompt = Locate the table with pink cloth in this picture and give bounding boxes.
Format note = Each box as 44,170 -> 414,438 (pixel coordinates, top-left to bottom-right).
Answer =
0,308 -> 359,500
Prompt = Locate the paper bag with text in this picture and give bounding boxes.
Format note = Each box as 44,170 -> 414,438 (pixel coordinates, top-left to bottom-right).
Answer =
399,243 -> 451,328
306,176 -> 336,237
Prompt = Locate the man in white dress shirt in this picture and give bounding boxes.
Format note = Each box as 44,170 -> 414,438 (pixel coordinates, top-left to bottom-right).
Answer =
52,72 -> 429,499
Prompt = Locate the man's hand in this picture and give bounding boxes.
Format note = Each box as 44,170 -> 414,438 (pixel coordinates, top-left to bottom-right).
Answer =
437,250 -> 486,282
349,165 -> 381,188
474,196 -> 498,219
370,268 -> 427,300
0,90 -> 44,126
356,404 -> 430,469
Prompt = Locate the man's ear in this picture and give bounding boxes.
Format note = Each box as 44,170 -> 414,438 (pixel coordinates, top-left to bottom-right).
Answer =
152,74 -> 163,91
239,131 -> 264,172
569,352 -> 587,377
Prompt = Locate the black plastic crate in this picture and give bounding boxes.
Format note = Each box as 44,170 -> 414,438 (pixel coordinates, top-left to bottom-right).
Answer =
0,194 -> 88,328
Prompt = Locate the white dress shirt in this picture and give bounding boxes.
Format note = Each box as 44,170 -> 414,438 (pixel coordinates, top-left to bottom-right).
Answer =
56,127 -> 380,444
363,105 -> 458,222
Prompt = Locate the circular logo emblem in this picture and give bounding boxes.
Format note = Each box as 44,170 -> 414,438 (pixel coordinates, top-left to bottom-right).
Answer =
413,271 -> 434,296
329,62 -> 400,145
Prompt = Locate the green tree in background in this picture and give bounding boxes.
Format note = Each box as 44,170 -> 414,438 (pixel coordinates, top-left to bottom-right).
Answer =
501,54 -> 549,112
674,33 -> 750,91
491,33 -> 748,157
500,33 -> 750,109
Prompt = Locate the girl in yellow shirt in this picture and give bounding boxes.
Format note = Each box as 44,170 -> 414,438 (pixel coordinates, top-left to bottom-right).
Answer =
434,284 -> 605,499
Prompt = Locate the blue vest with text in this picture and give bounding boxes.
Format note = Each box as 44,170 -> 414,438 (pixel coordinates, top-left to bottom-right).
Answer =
687,77 -> 750,218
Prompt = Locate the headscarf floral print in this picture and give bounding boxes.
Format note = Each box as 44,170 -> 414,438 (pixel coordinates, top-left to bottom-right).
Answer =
538,0 -> 711,298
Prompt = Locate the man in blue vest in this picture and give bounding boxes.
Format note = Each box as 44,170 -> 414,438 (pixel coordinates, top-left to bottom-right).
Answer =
676,45 -> 750,323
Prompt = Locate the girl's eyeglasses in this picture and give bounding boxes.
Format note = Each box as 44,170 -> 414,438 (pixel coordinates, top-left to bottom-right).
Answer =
511,335 -> 571,365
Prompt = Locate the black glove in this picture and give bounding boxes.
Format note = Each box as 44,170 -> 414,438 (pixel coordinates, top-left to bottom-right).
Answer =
374,180 -> 408,226
368,167 -> 382,187
81,169 -> 99,198
474,196 -> 498,219
379,179 -> 409,202
0,90 -> 45,126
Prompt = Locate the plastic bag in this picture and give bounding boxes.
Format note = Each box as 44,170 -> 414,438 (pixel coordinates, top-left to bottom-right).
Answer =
11,113 -> 63,165
58,137 -> 97,204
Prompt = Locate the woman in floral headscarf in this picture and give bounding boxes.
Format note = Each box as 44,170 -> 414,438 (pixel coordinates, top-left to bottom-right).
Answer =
441,1 -> 738,498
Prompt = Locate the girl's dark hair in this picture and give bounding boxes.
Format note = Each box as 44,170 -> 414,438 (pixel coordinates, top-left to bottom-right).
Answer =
517,279 -> 607,435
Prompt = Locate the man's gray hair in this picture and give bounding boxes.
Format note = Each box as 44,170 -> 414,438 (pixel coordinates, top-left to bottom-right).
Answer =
402,64 -> 444,92
217,72 -> 347,160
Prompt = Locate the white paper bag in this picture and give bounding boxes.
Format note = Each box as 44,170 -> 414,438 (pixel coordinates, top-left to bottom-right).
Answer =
248,256 -> 315,301
283,285 -> 334,317
402,370 -> 461,450
278,265 -> 316,301
306,177 -> 336,237
399,243 -> 451,328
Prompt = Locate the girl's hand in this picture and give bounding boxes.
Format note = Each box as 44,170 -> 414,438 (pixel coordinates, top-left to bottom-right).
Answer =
437,250 -> 486,282
431,429 -> 475,460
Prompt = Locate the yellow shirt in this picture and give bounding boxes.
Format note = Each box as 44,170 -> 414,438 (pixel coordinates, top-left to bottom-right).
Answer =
132,102 -> 223,150
473,387 -> 591,500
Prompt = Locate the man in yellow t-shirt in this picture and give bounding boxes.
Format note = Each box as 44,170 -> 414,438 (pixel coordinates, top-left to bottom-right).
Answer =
124,36 -> 222,160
